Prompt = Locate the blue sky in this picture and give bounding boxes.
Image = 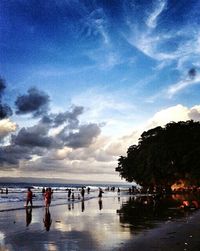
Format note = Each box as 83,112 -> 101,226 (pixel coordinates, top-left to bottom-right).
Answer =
0,0 -> 200,183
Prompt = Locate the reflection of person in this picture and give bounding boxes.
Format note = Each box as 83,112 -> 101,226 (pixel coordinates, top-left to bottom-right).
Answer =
26,187 -> 33,207
26,207 -> 32,226
98,199 -> 103,210
81,200 -> 85,212
43,208 -> 52,231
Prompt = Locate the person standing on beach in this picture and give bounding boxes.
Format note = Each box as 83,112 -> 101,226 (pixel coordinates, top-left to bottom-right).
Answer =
98,188 -> 104,198
44,188 -> 52,208
68,189 -> 71,200
26,187 -> 33,207
81,187 -> 85,199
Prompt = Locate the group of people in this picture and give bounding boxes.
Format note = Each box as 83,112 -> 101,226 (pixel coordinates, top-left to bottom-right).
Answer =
26,186 -> 105,208
26,187 -> 53,208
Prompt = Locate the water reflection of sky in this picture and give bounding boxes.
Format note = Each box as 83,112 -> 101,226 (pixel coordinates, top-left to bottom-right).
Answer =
53,197 -> 131,250
0,194 -> 198,250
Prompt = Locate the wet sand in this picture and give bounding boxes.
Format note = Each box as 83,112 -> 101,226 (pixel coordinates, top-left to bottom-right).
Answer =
121,209 -> 200,251
0,195 -> 200,250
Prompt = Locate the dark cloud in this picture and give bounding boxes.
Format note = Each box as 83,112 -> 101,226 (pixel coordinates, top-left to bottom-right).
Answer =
53,105 -> 84,128
12,122 -> 56,148
0,104 -> 102,166
40,105 -> 84,129
0,77 -> 6,97
188,68 -> 197,79
0,145 -> 31,165
15,88 -> 50,117
0,104 -> 13,119
60,123 -> 101,148
0,77 -> 13,120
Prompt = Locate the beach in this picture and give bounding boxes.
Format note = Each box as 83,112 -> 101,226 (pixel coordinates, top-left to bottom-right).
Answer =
0,188 -> 200,251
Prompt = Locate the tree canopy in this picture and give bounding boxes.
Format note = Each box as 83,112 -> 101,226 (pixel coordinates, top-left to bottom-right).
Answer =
116,120 -> 200,189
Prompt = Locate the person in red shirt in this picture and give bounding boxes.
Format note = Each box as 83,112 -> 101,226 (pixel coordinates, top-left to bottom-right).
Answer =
26,187 -> 33,207
44,188 -> 53,208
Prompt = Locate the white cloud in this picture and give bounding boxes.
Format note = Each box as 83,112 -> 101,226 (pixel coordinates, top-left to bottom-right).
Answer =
146,0 -> 167,29
167,74 -> 200,98
0,119 -> 17,140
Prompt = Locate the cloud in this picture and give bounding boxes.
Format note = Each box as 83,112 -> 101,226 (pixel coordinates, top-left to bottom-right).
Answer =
0,145 -> 32,165
0,77 -> 13,119
53,105 -> 84,128
188,68 -> 197,79
15,88 -> 50,117
167,71 -> 200,98
146,0 -> 167,29
0,104 -> 13,119
60,123 -> 101,148
0,119 -> 17,140
12,127 -> 54,148
0,77 -> 6,97
188,105 -> 200,120
81,8 -> 110,45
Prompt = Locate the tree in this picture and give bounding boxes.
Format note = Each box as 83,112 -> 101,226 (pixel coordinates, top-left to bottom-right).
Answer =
116,120 -> 200,190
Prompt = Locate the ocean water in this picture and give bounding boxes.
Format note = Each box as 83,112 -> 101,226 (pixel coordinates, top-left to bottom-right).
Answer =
0,183 -> 130,211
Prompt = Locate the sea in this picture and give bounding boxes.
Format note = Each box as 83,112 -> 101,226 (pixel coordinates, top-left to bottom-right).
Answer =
0,182 -> 132,212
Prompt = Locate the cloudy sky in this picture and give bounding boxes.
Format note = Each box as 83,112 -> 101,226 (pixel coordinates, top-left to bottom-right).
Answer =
0,0 -> 200,183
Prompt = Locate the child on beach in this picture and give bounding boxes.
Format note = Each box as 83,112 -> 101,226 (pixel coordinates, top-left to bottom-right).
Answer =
26,187 -> 33,207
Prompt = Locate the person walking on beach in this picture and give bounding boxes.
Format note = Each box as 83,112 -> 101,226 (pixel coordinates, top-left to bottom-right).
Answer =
44,188 -> 52,208
26,187 -> 33,207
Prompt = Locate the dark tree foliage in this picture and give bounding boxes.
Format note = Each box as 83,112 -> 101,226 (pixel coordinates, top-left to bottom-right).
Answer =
116,120 -> 200,188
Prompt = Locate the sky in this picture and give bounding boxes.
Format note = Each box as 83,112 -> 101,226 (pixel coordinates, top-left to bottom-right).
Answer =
0,0 -> 200,184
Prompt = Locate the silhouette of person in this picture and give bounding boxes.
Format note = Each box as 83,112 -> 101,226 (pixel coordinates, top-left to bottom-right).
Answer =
68,189 -> 72,200
98,188 -> 104,198
87,187 -> 90,194
98,198 -> 103,210
42,187 -> 45,196
43,208 -> 52,231
72,193 -> 75,201
81,200 -> 85,212
5,188 -> 8,194
81,187 -> 85,199
26,207 -> 32,226
26,187 -> 33,207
